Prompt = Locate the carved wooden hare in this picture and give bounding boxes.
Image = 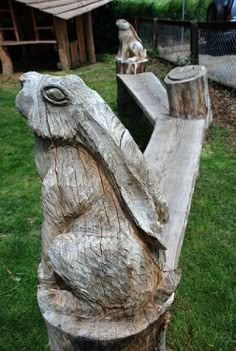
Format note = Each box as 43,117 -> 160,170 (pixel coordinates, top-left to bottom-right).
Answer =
16,73 -> 177,346
116,19 -> 147,62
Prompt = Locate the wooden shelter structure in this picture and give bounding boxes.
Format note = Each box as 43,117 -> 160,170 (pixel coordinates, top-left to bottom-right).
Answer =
0,0 -> 113,74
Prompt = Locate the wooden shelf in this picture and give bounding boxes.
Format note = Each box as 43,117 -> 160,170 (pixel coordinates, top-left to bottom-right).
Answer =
0,40 -> 57,46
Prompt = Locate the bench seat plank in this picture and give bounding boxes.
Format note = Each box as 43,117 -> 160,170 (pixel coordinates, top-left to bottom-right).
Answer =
117,72 -> 169,125
145,117 -> 206,269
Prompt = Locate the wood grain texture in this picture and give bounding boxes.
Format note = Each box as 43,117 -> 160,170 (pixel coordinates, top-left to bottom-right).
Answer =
116,19 -> 148,75
84,12 -> 96,64
53,17 -> 71,70
0,32 -> 14,75
16,72 -> 178,350
145,117 -> 206,269
117,67 -> 210,270
164,65 -> 212,127
14,0 -> 113,19
117,73 -> 169,125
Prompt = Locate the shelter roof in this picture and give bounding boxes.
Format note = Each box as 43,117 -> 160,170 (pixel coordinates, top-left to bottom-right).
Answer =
13,0 -> 113,20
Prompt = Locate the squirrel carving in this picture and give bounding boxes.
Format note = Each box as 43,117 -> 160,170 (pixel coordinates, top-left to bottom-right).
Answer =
116,19 -> 147,62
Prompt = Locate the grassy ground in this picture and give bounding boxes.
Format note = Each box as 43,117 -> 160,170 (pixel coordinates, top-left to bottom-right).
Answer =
0,57 -> 235,351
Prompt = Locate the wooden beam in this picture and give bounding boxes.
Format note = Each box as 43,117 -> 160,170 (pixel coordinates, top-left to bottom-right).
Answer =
69,40 -> 80,68
8,0 -> 20,41
53,17 -> 70,70
1,40 -> 57,45
84,11 -> 96,64
0,33 -> 13,75
31,8 -> 40,41
76,15 -> 86,64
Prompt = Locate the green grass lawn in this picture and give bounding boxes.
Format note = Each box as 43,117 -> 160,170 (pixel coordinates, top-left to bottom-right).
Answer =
0,57 -> 235,351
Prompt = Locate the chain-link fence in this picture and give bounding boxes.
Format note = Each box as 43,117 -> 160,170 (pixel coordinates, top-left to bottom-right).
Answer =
157,23 -> 191,65
135,18 -> 236,89
199,27 -> 236,88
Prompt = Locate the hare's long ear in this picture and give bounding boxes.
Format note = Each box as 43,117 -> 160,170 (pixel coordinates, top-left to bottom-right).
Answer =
129,24 -> 142,43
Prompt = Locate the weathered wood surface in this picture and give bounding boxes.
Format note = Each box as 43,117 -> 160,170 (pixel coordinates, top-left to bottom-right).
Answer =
16,72 -> 180,350
165,65 -> 212,127
84,11 -> 96,64
145,117 -> 206,269
117,66 -> 210,270
14,0 -> 113,20
76,15 -> 87,64
116,19 -> 148,75
0,40 -> 57,46
53,17 -> 71,70
0,32 -> 14,76
117,72 -> 169,125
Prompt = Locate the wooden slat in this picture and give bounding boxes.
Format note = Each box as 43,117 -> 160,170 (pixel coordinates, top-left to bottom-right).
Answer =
34,0 -> 82,10
84,11 -> 95,64
117,72 -> 207,270
38,0 -> 105,15
53,16 -> 70,70
58,0 -> 112,19
0,40 -> 56,45
117,73 -> 169,125
76,15 -> 86,64
9,0 -> 20,41
144,118 -> 206,270
14,0 -> 113,19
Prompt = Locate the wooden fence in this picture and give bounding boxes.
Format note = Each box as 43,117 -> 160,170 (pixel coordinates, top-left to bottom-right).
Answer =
133,17 -> 236,88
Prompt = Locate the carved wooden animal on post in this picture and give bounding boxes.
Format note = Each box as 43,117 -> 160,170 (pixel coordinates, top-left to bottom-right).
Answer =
116,19 -> 147,62
116,19 -> 148,74
16,72 -> 180,350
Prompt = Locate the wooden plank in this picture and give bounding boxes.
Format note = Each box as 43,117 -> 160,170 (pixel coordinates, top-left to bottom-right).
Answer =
76,15 -> 86,64
84,11 -> 96,64
9,0 -> 20,41
58,0 -> 112,20
53,17 -> 71,70
69,40 -> 79,68
0,32 -> 13,75
31,8 -> 39,40
41,0 -> 105,15
117,73 -> 169,125
34,0 -> 83,10
0,40 -> 56,45
13,0 -> 113,20
144,118 -> 206,269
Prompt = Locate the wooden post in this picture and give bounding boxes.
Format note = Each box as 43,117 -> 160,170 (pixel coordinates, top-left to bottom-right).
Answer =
76,15 -> 87,64
190,21 -> 199,64
153,17 -> 159,49
164,65 -> 212,126
84,12 -> 96,64
0,32 -> 13,75
53,17 -> 71,71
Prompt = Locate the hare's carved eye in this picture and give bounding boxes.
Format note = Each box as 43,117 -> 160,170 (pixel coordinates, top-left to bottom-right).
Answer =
42,86 -> 70,106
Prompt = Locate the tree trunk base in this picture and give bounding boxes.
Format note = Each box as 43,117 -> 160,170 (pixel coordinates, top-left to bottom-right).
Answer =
45,312 -> 171,351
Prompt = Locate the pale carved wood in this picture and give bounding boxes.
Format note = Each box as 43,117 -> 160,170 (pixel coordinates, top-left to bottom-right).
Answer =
164,65 -> 212,127
116,19 -> 148,75
16,72 -> 180,350
117,67 -> 210,271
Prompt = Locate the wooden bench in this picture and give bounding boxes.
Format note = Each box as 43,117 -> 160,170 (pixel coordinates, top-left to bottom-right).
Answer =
117,67 -> 211,276
17,66 -> 212,351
